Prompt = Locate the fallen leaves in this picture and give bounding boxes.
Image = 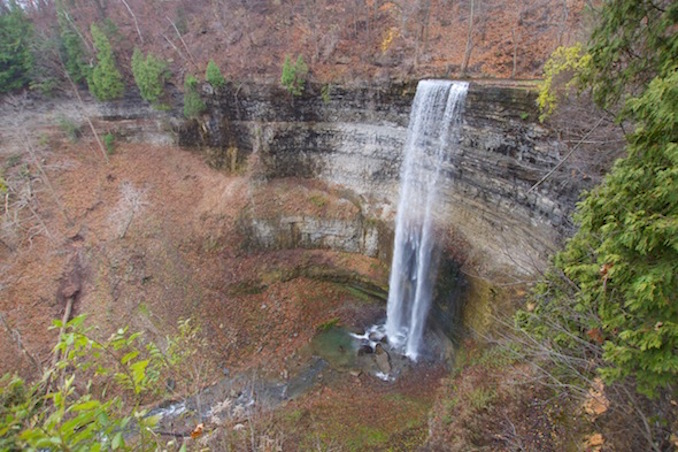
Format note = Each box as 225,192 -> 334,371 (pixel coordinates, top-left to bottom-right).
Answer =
584,432 -> 604,451
583,377 -> 609,419
190,423 -> 204,439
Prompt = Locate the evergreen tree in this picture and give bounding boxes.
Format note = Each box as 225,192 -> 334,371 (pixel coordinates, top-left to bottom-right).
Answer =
0,1 -> 33,93
87,23 -> 124,101
57,6 -> 90,84
523,0 -> 678,397
280,54 -> 308,96
131,48 -> 169,104
205,59 -> 226,88
183,74 -> 205,119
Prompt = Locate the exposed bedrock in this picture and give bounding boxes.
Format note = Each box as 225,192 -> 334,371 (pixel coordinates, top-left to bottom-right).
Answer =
178,81 -> 581,279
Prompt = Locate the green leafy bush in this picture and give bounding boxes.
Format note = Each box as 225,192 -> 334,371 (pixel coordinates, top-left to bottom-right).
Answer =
0,315 -> 203,450
280,54 -> 308,96
1,316 -> 159,450
183,74 -> 206,118
205,59 -> 226,88
87,23 -> 124,101
536,43 -> 590,121
131,48 -> 169,105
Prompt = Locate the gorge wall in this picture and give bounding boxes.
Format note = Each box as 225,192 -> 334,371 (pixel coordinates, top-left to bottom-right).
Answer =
173,81 -> 580,279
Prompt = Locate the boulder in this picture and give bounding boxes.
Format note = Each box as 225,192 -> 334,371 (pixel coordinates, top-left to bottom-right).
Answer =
374,344 -> 391,374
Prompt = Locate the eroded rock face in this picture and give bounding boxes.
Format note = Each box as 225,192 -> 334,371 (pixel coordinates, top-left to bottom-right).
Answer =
244,215 -> 381,257
186,82 -> 578,278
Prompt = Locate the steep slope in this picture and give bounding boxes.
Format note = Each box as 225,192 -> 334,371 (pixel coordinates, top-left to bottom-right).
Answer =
28,0 -> 586,88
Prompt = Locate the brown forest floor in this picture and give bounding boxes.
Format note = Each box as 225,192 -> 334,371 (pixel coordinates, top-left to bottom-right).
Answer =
0,114 -> 452,448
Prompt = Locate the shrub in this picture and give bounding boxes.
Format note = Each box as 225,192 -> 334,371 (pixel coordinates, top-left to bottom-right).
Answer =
183,74 -> 206,118
280,54 -> 308,96
57,114 -> 81,142
205,59 -> 226,88
0,315 -> 205,450
321,83 -> 332,103
27,31 -> 61,95
536,44 -> 590,121
87,23 -> 124,101
103,132 -> 115,154
131,48 -> 169,104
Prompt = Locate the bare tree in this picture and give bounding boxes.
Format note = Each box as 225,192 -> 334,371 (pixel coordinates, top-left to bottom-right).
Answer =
415,0 -> 432,66
460,0 -> 475,76
120,0 -> 144,43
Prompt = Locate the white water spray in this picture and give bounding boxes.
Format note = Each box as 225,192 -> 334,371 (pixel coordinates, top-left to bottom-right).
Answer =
385,80 -> 468,361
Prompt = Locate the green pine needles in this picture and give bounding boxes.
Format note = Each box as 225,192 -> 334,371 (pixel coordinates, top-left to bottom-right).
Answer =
131,48 -> 170,105
205,59 -> 226,88
183,74 -> 206,119
57,7 -> 89,84
88,23 -> 124,101
555,71 -> 678,396
524,0 -> 678,398
280,54 -> 308,96
0,2 -> 33,93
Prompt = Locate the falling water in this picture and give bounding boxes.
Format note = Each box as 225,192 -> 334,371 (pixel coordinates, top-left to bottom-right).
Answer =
385,80 -> 468,361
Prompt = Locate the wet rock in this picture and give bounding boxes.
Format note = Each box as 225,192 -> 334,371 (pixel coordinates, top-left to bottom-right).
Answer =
374,344 -> 391,374
357,344 -> 373,356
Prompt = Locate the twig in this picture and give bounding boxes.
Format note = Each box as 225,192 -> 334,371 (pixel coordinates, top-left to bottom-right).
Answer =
119,210 -> 135,239
51,296 -> 75,368
56,57 -> 109,163
60,9 -> 94,52
25,196 -> 55,243
162,34 -> 186,62
527,116 -> 605,194
166,17 -> 197,68
0,313 -> 43,373
120,0 -> 144,43
21,131 -> 73,226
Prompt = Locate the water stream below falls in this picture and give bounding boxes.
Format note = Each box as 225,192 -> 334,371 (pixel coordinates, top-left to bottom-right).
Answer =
385,80 -> 469,361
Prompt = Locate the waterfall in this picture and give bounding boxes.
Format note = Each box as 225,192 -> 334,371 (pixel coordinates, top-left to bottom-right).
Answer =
385,80 -> 468,361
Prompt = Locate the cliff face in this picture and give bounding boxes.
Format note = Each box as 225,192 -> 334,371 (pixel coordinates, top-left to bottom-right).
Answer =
180,82 -> 577,278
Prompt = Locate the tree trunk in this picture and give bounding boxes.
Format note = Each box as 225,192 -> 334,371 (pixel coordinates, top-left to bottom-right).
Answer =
511,28 -> 518,79
120,0 -> 144,43
460,0 -> 475,77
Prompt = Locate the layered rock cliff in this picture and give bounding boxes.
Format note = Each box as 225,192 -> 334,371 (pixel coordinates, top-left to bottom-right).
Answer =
176,81 -> 578,279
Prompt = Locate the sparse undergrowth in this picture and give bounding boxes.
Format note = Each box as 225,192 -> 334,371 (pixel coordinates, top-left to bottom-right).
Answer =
428,339 -> 586,451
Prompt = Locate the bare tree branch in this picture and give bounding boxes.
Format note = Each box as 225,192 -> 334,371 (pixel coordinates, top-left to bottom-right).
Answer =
120,0 -> 144,44
527,116 -> 605,195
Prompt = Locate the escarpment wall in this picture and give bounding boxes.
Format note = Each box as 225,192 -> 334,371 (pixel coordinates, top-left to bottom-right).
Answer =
184,82 -> 579,277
